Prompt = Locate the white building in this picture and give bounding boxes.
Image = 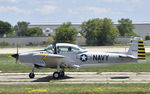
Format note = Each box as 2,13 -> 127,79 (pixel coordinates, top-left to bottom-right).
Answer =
28,22 -> 150,39
28,23 -> 81,36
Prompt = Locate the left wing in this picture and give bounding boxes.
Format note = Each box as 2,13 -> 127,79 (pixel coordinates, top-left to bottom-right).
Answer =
34,54 -> 78,68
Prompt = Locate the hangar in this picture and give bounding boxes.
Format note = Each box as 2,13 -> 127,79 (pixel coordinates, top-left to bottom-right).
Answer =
28,22 -> 150,39
28,23 -> 81,36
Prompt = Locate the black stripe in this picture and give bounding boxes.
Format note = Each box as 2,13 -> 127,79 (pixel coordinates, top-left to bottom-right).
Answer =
138,58 -> 146,60
138,55 -> 146,57
138,45 -> 144,47
138,52 -> 145,53
138,48 -> 145,50
138,41 -> 143,43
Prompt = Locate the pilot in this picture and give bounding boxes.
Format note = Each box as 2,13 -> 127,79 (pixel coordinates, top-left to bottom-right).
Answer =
53,44 -> 57,54
68,47 -> 72,52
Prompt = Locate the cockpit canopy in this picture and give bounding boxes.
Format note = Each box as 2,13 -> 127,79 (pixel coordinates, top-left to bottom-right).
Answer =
44,43 -> 86,54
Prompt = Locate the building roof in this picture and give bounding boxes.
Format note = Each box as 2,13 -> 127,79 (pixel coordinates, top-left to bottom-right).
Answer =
29,22 -> 150,26
29,23 -> 82,26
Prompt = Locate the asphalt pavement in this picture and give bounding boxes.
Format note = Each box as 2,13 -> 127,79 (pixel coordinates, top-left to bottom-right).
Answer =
0,72 -> 150,84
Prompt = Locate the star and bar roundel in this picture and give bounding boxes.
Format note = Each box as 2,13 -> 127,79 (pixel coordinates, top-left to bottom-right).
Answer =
80,54 -> 88,62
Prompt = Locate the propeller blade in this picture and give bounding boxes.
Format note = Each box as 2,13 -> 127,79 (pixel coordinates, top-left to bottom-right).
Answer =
11,44 -> 19,63
17,45 -> 18,55
11,53 -> 19,63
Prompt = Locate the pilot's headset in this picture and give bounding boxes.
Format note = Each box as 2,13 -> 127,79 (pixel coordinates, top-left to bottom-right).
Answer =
68,47 -> 72,52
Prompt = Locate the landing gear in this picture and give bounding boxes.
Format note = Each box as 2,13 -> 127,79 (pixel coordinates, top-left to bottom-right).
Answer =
29,72 -> 35,78
53,65 -> 65,79
53,72 -> 60,79
60,71 -> 64,77
29,67 -> 35,79
53,71 -> 65,79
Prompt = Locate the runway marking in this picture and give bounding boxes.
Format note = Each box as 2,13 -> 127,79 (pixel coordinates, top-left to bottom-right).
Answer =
0,72 -> 150,84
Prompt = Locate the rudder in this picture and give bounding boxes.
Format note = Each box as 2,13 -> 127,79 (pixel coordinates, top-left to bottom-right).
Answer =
128,37 -> 146,62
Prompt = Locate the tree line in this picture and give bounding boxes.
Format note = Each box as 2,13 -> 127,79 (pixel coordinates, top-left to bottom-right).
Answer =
0,21 -> 44,37
0,18 -> 136,45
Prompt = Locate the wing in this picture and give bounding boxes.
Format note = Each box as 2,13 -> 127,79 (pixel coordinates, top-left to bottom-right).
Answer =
34,54 -> 78,68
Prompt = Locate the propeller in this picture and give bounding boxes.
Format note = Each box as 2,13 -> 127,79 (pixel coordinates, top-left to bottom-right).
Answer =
11,45 -> 19,63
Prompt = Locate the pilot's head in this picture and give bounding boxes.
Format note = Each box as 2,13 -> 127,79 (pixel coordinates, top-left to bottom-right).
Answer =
68,47 -> 72,51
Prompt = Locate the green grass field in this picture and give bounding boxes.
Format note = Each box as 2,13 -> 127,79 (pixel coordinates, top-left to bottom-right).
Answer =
1,84 -> 150,94
0,53 -> 150,73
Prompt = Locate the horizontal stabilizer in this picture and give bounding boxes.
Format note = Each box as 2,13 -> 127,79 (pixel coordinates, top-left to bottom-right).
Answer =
119,54 -> 137,59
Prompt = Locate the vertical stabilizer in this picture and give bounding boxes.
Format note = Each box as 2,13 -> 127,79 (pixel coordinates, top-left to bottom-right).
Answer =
128,37 -> 146,62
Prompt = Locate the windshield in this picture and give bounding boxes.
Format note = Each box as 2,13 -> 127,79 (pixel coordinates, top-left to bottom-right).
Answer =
44,45 -> 53,53
78,46 -> 86,50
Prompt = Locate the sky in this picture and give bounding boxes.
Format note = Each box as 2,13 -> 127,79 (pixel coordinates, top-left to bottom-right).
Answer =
0,0 -> 149,25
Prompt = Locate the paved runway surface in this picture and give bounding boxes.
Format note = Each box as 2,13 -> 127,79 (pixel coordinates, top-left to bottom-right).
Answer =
0,72 -> 150,84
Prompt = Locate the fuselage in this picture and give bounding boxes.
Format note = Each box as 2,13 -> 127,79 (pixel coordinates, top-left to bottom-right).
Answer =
18,39 -> 146,69
19,50 -> 137,68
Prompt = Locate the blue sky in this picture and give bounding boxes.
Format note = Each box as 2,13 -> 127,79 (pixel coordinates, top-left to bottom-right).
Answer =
0,0 -> 149,25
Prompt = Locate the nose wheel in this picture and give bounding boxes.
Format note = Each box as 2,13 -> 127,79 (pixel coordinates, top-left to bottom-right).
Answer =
29,67 -> 35,79
29,72 -> 35,78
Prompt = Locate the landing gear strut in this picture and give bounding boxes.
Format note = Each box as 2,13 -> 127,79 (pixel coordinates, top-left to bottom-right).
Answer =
53,65 -> 65,79
29,67 -> 35,78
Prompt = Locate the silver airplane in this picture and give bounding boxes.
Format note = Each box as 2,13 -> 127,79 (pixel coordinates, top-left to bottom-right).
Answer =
11,37 -> 146,79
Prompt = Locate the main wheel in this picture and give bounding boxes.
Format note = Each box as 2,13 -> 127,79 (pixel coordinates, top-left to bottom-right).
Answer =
29,73 -> 35,79
53,72 -> 60,79
60,71 -> 65,78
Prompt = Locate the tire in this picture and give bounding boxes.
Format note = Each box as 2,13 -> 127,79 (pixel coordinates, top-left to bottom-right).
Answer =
53,72 -> 60,79
29,73 -> 35,79
60,71 -> 65,78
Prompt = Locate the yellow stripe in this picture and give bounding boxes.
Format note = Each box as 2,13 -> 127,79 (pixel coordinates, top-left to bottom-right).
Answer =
138,47 -> 145,49
138,50 -> 145,52
37,54 -> 48,56
43,57 -> 58,59
138,53 -> 146,55
37,54 -> 59,59
138,43 -> 144,45
138,40 -> 143,42
8,56 -> 12,58
138,57 -> 146,59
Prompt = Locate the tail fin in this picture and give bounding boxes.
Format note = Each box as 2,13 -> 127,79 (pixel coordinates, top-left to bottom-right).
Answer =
128,37 -> 146,62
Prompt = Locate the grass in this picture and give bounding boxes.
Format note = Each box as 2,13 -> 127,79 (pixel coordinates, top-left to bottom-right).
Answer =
1,84 -> 150,94
0,53 -> 150,72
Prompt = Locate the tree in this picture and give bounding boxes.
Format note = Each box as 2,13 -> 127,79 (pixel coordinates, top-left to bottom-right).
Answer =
54,22 -> 78,43
14,21 -> 29,37
81,18 -> 119,45
46,36 -> 54,44
25,27 -> 44,37
0,20 -> 12,37
117,18 -> 136,36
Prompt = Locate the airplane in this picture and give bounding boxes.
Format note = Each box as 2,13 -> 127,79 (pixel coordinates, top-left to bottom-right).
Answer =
11,37 -> 146,79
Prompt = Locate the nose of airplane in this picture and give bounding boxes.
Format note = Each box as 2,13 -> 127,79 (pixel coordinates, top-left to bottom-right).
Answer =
12,54 -> 19,59
11,53 -> 19,63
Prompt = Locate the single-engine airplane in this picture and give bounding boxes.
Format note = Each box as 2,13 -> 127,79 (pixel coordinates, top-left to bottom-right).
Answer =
11,37 -> 146,79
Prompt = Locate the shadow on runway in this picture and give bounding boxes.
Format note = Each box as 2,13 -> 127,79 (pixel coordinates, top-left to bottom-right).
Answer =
32,75 -> 73,82
111,76 -> 129,79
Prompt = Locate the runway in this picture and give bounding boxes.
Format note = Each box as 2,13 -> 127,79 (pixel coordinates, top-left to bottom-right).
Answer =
0,72 -> 150,84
